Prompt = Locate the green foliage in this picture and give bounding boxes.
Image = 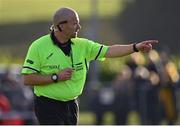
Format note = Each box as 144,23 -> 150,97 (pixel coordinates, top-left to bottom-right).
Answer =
171,55 -> 180,69
0,50 -> 23,64
0,0 -> 124,24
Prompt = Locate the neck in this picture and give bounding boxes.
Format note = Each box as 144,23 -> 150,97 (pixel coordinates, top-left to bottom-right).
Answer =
54,31 -> 69,44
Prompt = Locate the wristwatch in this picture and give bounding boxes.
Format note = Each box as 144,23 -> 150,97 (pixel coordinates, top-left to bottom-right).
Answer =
51,73 -> 59,83
133,43 -> 139,52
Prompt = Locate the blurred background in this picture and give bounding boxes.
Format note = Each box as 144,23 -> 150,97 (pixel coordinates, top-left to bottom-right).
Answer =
0,0 -> 180,125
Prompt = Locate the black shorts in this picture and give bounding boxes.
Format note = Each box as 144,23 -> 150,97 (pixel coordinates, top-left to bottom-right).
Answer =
34,95 -> 79,125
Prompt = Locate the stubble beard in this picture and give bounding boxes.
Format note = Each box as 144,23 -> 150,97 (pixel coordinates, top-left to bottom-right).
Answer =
72,32 -> 78,38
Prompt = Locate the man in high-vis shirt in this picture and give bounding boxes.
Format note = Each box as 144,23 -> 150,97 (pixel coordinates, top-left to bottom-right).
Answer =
21,7 -> 158,125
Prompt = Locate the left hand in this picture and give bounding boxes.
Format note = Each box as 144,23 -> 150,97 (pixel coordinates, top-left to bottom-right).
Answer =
136,40 -> 159,53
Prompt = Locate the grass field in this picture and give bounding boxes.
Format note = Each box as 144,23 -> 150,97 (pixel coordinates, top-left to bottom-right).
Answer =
79,111 -> 140,125
0,0 -> 125,24
79,111 -> 180,125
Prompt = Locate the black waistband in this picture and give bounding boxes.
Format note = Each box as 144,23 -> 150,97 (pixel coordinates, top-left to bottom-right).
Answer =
34,95 -> 76,104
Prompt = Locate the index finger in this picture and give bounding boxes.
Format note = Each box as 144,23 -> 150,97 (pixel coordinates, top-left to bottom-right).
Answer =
143,40 -> 159,45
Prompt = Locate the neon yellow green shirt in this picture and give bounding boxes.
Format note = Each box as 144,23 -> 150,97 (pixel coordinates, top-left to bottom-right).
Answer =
21,34 -> 109,101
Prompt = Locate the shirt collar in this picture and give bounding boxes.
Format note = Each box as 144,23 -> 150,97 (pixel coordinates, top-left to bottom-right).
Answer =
50,31 -> 74,46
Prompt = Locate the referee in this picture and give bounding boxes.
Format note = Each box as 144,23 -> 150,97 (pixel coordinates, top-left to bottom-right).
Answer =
21,7 -> 158,125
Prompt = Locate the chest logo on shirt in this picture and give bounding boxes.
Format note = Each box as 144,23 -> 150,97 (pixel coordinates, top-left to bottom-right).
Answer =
46,53 -> 53,59
46,65 -> 61,69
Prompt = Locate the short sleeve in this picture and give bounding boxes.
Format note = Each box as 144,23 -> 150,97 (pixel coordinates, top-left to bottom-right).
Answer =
21,42 -> 41,74
85,39 -> 109,62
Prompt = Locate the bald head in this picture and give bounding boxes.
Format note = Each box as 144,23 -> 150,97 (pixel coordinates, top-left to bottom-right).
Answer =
51,7 -> 81,39
53,7 -> 78,26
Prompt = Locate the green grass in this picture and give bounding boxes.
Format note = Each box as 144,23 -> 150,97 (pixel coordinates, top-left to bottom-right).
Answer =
79,111 -> 115,125
79,111 -> 180,125
0,0 -> 124,24
79,111 -> 141,125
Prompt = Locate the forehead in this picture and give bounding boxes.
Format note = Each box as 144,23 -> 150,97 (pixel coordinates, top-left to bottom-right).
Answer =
67,12 -> 79,22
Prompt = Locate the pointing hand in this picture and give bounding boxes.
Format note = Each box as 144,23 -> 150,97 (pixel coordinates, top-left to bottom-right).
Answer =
136,40 -> 159,53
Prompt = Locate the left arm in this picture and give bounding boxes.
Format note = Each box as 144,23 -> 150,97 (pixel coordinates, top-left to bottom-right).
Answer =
105,40 -> 158,58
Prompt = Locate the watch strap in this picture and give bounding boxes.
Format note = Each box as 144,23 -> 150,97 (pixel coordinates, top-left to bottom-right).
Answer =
51,73 -> 58,83
133,43 -> 139,52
